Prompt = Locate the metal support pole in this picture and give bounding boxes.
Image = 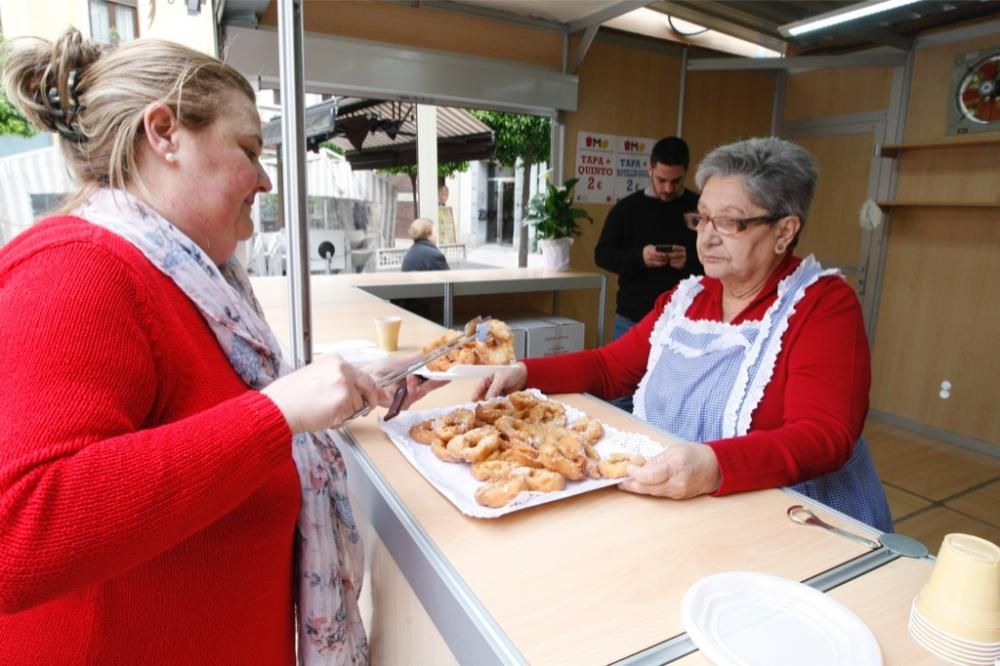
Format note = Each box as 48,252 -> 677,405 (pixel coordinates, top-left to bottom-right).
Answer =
277,0 -> 311,367
597,274 -> 606,346
443,282 -> 454,329
550,113 -> 565,184
676,47 -> 688,137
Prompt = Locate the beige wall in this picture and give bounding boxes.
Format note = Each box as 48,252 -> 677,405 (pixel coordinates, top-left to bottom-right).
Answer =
138,0 -> 217,55
0,0 -> 90,40
683,69 -> 776,183
869,30 -> 1000,448
559,37 -> 682,347
0,0 -> 215,54
262,0 -> 563,69
784,66 -> 893,121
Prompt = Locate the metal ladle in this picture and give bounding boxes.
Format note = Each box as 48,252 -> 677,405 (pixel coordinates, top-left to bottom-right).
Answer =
787,505 -> 929,558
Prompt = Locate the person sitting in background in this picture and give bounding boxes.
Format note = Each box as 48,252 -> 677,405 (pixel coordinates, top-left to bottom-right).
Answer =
0,28 -> 426,664
401,217 -> 449,272
472,137 -> 892,531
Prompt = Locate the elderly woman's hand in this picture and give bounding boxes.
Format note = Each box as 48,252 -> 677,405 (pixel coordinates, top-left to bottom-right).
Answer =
261,355 -> 390,433
472,362 -> 528,401
618,443 -> 721,499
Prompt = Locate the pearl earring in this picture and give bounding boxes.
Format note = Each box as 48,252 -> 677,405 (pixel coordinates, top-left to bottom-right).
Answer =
775,242 -> 787,254
165,152 -> 177,164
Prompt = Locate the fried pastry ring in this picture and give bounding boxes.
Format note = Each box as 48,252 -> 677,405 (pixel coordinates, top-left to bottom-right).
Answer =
502,444 -> 544,468
494,415 -> 544,448
598,453 -> 645,479
431,439 -> 464,463
474,477 -> 528,508
433,408 -> 476,441
446,426 -> 502,463
521,468 -> 566,493
521,400 -> 567,427
508,390 -> 540,411
408,419 -> 438,446
538,442 -> 586,481
470,459 -> 521,482
475,398 -> 517,424
570,418 -> 605,445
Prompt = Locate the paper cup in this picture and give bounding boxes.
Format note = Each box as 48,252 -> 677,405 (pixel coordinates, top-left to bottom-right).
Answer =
374,316 -> 402,351
915,533 -> 1000,644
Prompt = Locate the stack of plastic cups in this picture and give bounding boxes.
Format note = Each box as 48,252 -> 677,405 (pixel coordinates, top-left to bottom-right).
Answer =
908,533 -> 1000,665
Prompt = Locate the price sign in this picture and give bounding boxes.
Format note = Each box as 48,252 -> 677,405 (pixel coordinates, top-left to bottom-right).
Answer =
574,131 -> 615,204
613,135 -> 655,201
573,131 -> 657,204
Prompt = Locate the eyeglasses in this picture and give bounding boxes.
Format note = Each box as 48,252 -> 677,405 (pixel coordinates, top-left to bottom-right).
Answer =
683,212 -> 784,236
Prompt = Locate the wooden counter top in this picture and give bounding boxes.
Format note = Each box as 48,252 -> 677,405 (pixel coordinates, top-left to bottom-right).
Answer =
344,384 -> 878,665
256,297 -> 892,665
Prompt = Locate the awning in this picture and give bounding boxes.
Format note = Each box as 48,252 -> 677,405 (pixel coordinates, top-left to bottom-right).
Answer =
261,97 -> 496,171
331,98 -> 495,170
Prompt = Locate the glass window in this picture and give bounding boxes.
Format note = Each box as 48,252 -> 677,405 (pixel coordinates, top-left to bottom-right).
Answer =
89,0 -> 139,44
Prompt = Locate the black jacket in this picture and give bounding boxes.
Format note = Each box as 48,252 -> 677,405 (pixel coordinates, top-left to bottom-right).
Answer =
594,188 -> 701,321
401,239 -> 449,272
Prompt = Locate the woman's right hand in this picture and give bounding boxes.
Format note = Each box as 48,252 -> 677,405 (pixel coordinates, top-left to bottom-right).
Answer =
261,355 -> 387,433
471,362 -> 528,401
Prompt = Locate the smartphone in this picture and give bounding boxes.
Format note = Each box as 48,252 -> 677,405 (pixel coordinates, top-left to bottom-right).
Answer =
655,244 -> 680,253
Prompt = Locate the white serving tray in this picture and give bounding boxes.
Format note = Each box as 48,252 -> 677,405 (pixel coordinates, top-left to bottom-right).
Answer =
378,389 -> 664,518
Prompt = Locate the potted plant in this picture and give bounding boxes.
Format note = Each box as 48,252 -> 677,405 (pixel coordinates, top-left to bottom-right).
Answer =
524,178 -> 593,272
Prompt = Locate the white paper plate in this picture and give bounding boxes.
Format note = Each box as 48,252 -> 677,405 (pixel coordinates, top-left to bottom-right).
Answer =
378,389 -> 666,518
314,340 -> 388,365
414,364 -> 511,381
682,571 -> 882,666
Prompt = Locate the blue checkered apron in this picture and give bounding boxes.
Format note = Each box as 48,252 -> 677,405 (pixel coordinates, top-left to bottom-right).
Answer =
633,256 -> 892,531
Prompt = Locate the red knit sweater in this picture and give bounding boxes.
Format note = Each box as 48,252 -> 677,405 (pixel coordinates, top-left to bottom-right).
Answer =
525,255 -> 871,495
0,217 -> 299,664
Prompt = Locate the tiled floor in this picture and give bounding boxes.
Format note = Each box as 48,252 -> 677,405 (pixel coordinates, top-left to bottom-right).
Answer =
867,418 -> 1000,553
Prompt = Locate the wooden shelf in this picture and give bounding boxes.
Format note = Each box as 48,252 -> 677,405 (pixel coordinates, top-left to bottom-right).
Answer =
878,136 -> 1000,157
876,200 -> 1000,209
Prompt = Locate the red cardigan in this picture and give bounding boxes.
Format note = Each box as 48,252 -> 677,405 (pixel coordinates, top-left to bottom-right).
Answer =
525,255 -> 871,495
0,217 -> 298,664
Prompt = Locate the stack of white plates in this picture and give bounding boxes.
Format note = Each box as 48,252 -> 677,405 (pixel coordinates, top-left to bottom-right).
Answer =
908,598 -> 1000,665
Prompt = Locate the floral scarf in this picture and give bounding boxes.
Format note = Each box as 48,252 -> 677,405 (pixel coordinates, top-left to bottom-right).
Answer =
76,189 -> 368,664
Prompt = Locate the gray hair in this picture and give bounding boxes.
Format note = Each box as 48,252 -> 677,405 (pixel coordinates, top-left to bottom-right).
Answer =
695,137 -> 818,247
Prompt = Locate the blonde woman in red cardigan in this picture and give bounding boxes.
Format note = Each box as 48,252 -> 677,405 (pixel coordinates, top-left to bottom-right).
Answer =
475,138 -> 892,531
0,29 -> 423,665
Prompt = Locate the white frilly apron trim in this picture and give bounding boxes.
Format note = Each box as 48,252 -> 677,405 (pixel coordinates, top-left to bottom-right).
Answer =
633,256 -> 842,436
732,256 -> 841,436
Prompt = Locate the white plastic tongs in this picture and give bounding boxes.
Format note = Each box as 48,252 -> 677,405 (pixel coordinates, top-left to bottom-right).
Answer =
347,315 -> 492,422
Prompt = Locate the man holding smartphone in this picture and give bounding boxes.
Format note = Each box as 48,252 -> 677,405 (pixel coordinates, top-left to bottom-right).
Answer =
594,136 -> 701,411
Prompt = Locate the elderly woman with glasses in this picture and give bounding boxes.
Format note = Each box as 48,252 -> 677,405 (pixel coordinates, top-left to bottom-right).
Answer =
475,137 -> 892,531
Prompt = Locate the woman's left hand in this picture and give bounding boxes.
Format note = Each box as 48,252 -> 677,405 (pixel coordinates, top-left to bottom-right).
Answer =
618,443 -> 720,499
